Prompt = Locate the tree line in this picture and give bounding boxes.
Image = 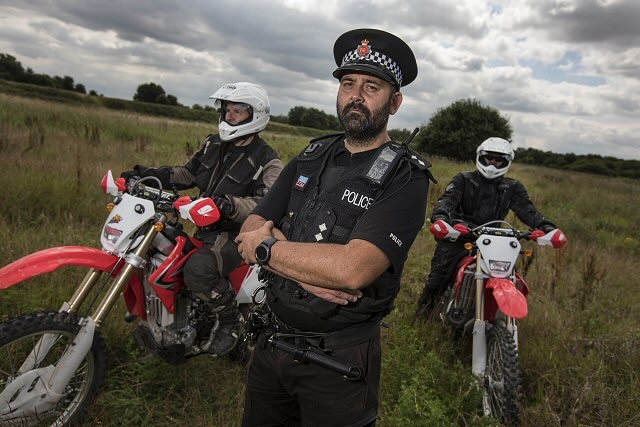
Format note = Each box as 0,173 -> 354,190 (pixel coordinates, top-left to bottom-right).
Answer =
515,147 -> 640,180
413,98 -> 640,180
1,52 -> 637,180
0,53 -> 92,95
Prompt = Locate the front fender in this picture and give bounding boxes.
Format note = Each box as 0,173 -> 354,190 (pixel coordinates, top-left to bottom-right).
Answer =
486,278 -> 528,319
0,246 -> 120,289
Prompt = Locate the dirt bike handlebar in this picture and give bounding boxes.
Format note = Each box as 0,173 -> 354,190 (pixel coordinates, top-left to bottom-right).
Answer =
267,334 -> 362,381
455,220 -> 534,241
125,176 -> 180,212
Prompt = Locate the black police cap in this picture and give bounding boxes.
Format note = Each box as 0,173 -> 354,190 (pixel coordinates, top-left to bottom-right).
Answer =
332,28 -> 418,87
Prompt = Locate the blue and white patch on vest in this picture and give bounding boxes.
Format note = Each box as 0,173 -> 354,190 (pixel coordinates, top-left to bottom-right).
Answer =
295,175 -> 309,190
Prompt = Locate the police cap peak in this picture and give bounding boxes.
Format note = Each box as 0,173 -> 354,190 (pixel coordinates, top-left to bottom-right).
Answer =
332,28 -> 417,87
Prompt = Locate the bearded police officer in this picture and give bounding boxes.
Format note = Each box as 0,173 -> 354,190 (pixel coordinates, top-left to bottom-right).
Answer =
236,29 -> 434,426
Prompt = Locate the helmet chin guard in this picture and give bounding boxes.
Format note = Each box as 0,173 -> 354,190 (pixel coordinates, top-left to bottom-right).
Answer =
210,82 -> 270,141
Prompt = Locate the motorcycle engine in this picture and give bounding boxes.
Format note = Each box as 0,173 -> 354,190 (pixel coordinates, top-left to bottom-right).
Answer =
133,270 -> 204,364
446,265 -> 476,328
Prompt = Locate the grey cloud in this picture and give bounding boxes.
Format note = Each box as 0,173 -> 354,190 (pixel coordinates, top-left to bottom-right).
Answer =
537,0 -> 640,46
464,58 -> 484,72
6,0 -> 336,80
0,0 -> 638,159
602,91 -> 640,115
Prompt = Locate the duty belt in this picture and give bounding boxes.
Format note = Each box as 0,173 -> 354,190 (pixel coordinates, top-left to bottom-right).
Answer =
267,312 -> 380,351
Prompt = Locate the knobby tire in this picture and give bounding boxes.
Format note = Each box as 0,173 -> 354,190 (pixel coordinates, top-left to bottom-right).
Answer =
484,322 -> 522,426
0,311 -> 107,426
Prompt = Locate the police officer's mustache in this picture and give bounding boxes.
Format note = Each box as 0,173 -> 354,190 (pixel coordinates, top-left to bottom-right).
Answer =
344,102 -> 370,116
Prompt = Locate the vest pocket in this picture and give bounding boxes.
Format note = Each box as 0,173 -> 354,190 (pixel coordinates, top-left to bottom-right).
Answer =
226,159 -> 255,184
306,207 -> 337,243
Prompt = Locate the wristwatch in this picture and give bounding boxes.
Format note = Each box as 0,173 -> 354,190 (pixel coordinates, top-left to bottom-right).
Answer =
255,237 -> 279,266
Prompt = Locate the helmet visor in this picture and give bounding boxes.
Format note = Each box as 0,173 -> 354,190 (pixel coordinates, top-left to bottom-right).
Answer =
478,151 -> 510,168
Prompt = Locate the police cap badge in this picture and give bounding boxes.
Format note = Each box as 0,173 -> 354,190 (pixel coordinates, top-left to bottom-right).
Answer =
332,28 -> 418,87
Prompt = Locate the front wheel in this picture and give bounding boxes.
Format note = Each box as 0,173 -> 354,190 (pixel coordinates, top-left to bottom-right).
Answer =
483,322 -> 522,425
0,311 -> 107,426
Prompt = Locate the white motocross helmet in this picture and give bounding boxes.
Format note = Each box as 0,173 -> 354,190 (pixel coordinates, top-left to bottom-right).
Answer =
476,137 -> 515,179
210,82 -> 270,141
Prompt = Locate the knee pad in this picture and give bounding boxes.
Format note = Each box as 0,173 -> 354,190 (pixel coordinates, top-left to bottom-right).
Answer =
183,249 -> 220,295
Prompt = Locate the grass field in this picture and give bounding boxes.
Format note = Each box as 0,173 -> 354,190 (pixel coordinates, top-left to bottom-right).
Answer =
0,92 -> 639,426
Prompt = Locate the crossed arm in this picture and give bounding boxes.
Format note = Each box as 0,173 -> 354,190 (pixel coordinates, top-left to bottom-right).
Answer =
235,214 -> 391,304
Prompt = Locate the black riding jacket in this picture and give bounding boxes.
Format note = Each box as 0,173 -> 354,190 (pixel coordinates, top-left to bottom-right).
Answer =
431,170 -> 556,231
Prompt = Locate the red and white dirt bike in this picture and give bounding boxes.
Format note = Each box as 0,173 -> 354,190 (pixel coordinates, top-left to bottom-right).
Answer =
0,171 -> 265,426
432,220 -> 566,425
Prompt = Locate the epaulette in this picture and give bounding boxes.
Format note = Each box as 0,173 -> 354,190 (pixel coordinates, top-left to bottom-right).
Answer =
406,149 -> 432,171
498,176 -> 517,191
463,171 -> 480,188
298,133 -> 344,160
406,148 -> 437,184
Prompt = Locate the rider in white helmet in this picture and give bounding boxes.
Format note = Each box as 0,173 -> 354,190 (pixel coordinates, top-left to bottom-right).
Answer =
415,136 -> 561,322
121,82 -> 284,356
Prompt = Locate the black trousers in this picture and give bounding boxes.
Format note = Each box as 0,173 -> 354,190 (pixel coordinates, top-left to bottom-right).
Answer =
242,330 -> 381,427
419,241 -> 468,302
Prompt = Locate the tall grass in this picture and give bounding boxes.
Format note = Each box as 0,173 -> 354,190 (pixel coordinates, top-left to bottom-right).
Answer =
0,93 -> 639,426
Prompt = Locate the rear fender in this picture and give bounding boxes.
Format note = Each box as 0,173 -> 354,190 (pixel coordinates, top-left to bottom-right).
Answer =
485,278 -> 528,319
233,264 -> 263,305
0,246 -> 120,289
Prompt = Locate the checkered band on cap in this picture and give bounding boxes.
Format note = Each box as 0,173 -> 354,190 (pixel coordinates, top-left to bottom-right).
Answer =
341,48 -> 403,86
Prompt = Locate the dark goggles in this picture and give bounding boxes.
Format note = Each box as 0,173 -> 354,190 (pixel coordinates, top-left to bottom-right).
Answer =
479,153 -> 509,168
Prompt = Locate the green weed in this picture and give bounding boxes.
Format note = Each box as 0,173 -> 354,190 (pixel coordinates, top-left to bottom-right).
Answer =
0,93 -> 638,426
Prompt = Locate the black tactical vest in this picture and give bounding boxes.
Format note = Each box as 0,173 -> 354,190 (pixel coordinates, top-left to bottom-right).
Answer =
267,135 -> 414,329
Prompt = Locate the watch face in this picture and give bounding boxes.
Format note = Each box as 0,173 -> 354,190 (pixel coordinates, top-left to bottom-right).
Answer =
255,237 -> 277,265
256,243 -> 269,264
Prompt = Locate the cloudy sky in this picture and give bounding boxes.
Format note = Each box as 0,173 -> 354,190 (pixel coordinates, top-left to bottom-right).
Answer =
1,0 -> 639,160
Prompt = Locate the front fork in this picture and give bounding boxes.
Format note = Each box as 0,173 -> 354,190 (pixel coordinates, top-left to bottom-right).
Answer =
470,255 -> 519,377
14,217 -> 166,410
471,259 -> 487,377
67,216 -> 166,325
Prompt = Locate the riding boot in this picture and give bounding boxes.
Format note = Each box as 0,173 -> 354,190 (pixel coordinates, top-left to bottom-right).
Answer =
202,285 -> 243,356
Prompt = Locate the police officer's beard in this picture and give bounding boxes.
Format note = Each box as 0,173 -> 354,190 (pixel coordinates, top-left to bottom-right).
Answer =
337,99 -> 391,147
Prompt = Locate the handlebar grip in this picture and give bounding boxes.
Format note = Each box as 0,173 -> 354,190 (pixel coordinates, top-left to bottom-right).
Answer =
268,336 -> 362,380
